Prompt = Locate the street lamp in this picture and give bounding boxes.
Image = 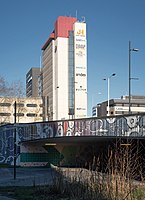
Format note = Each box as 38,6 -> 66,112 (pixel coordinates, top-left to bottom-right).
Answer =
14,101 -> 17,180
103,73 -> 116,116
128,41 -> 139,114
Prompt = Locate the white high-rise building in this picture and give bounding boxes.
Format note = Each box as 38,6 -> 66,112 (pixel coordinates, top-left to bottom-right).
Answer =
41,16 -> 87,120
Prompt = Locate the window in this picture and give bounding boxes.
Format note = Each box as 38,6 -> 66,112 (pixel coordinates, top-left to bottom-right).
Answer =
13,113 -> 24,117
26,104 -> 37,107
68,30 -> 75,114
115,111 -> 122,114
26,113 -> 37,117
0,103 -> 11,106
0,113 -> 11,116
17,103 -> 24,107
125,103 -> 129,107
141,104 -> 145,107
114,104 -> 121,106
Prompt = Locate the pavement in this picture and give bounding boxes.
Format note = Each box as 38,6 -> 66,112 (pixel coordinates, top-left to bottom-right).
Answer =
0,166 -> 89,200
0,167 -> 57,187
0,167 -> 58,200
0,196 -> 16,200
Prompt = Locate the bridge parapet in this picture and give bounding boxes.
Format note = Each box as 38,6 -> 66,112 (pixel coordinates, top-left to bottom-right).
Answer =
1,113 -> 145,166
15,113 -> 145,142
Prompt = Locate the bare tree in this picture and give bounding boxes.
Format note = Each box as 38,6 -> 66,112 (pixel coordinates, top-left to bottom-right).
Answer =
0,76 -> 9,96
0,76 -> 25,97
0,76 -> 25,124
7,80 -> 25,97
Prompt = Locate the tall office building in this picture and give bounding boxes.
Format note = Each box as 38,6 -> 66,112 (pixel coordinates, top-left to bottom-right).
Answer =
26,68 -> 41,97
41,16 -> 87,120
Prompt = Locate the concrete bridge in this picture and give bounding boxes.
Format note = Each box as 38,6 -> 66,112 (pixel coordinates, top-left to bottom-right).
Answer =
0,113 -> 145,167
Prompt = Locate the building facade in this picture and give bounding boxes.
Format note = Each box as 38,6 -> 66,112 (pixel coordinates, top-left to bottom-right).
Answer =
94,95 -> 145,117
0,96 -> 43,124
26,68 -> 41,97
41,16 -> 87,120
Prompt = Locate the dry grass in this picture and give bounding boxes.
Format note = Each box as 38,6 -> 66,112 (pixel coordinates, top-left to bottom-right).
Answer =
51,139 -> 145,200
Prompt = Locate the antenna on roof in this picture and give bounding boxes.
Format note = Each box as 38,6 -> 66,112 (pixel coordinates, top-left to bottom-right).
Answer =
76,10 -> 78,19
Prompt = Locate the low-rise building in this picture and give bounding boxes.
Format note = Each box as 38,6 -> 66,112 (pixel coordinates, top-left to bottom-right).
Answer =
0,96 -> 43,124
93,95 -> 145,117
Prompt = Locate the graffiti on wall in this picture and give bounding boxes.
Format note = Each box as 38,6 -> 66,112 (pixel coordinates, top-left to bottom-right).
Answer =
0,114 -> 145,165
17,114 -> 145,141
0,125 -> 20,165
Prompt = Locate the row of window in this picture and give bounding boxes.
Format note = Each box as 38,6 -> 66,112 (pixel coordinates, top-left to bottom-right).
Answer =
68,31 -> 75,111
114,103 -> 145,107
0,113 -> 44,117
0,103 -> 43,107
115,111 -> 129,114
115,111 -> 141,115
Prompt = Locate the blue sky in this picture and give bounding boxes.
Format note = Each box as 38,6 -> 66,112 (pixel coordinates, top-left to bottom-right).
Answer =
0,0 -> 145,116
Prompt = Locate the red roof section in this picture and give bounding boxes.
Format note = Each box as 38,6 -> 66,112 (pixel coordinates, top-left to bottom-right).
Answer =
42,16 -> 77,50
54,16 -> 77,39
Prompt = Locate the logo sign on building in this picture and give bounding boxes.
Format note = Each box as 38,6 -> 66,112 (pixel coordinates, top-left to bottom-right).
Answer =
74,22 -> 87,118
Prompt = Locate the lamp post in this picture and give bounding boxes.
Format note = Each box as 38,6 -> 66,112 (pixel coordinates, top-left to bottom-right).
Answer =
128,41 -> 139,114
14,101 -> 16,180
103,73 -> 116,116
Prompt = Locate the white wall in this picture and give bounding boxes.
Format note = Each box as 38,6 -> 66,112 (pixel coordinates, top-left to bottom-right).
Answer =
54,38 -> 69,120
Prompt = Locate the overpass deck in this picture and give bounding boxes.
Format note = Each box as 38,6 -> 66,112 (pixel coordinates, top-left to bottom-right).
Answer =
0,113 -> 145,166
